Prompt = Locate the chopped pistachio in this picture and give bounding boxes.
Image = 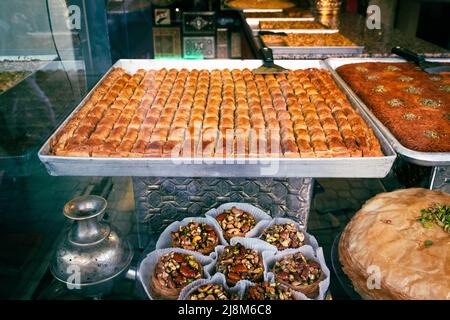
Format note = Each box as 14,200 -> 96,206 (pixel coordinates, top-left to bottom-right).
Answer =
439,84 -> 450,93
365,75 -> 379,81
356,66 -> 369,72
424,240 -> 433,248
424,130 -> 438,139
420,98 -> 441,108
417,203 -> 450,233
386,65 -> 401,71
402,113 -> 418,120
398,75 -> 413,82
373,85 -> 387,92
403,86 -> 422,94
387,98 -> 404,107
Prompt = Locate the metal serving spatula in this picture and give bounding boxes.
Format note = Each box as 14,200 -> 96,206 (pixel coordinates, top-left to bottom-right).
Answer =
392,46 -> 450,74
253,47 -> 289,75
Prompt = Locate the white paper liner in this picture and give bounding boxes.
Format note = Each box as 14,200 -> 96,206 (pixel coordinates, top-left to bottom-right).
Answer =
246,217 -> 320,252
155,216 -> 227,256
138,248 -> 214,300
240,279 -> 307,300
262,246 -> 330,300
178,272 -> 247,300
210,237 -> 277,281
205,202 -> 272,243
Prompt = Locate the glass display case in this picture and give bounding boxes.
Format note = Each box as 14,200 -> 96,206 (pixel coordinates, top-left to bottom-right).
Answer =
0,0 -> 449,302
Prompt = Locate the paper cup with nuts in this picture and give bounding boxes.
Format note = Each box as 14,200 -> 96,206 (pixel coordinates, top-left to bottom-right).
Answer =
243,280 -> 307,300
178,272 -> 246,300
263,246 -> 330,300
155,217 -> 227,256
206,203 -> 272,242
213,237 -> 276,286
247,217 -> 319,252
138,248 -> 214,300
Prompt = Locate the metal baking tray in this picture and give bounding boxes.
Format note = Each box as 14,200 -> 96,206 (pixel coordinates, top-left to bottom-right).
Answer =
264,42 -> 364,55
243,9 -> 283,13
38,59 -> 396,177
253,29 -> 339,35
326,57 -> 450,166
246,17 -> 316,29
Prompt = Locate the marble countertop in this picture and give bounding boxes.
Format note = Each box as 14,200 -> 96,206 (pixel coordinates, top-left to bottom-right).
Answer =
248,12 -> 450,59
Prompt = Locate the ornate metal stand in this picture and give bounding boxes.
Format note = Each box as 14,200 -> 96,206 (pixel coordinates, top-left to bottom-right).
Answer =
132,177 -> 314,249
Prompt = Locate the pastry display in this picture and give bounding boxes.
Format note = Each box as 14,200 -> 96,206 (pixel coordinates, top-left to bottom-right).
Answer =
226,0 -> 296,10
336,62 -> 450,152
246,281 -> 294,300
150,252 -> 204,299
259,21 -> 328,30
272,252 -> 323,298
260,222 -> 305,250
140,203 -> 330,300
188,284 -> 240,300
217,243 -> 264,285
245,8 -> 314,18
339,188 -> 450,300
171,221 -> 219,255
0,71 -> 30,94
261,32 -> 357,47
215,206 -> 257,240
50,67 -> 383,158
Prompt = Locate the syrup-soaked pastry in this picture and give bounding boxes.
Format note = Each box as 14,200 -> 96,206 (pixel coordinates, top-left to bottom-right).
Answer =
259,21 -> 327,30
337,62 -> 450,152
51,68 -> 383,158
261,33 -> 357,47
226,0 -> 295,10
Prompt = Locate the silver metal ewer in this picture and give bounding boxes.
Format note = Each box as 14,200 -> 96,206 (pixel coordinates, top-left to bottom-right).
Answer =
51,195 -> 134,297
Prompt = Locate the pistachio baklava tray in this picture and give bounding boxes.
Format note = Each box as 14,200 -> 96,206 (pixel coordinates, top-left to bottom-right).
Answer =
38,59 -> 395,177
326,57 -> 450,166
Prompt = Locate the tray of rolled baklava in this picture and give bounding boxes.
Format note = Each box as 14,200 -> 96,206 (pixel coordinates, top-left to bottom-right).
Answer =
137,202 -> 331,301
38,59 -> 396,178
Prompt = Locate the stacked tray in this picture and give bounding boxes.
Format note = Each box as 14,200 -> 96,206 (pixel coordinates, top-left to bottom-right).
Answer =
138,203 -> 330,300
245,15 -> 363,55
326,58 -> 450,166
38,59 -> 396,178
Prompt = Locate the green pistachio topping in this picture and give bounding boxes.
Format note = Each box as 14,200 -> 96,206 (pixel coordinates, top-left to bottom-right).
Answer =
439,84 -> 450,93
398,76 -> 413,82
387,65 -> 401,71
402,113 -> 417,120
387,98 -> 404,107
420,98 -> 440,108
403,86 -> 422,94
424,130 -> 438,139
356,66 -> 369,72
365,75 -> 379,81
424,240 -> 433,248
417,204 -> 450,233
373,85 -> 387,92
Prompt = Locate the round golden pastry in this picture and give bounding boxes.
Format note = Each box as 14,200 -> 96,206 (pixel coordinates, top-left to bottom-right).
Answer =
339,188 -> 450,300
